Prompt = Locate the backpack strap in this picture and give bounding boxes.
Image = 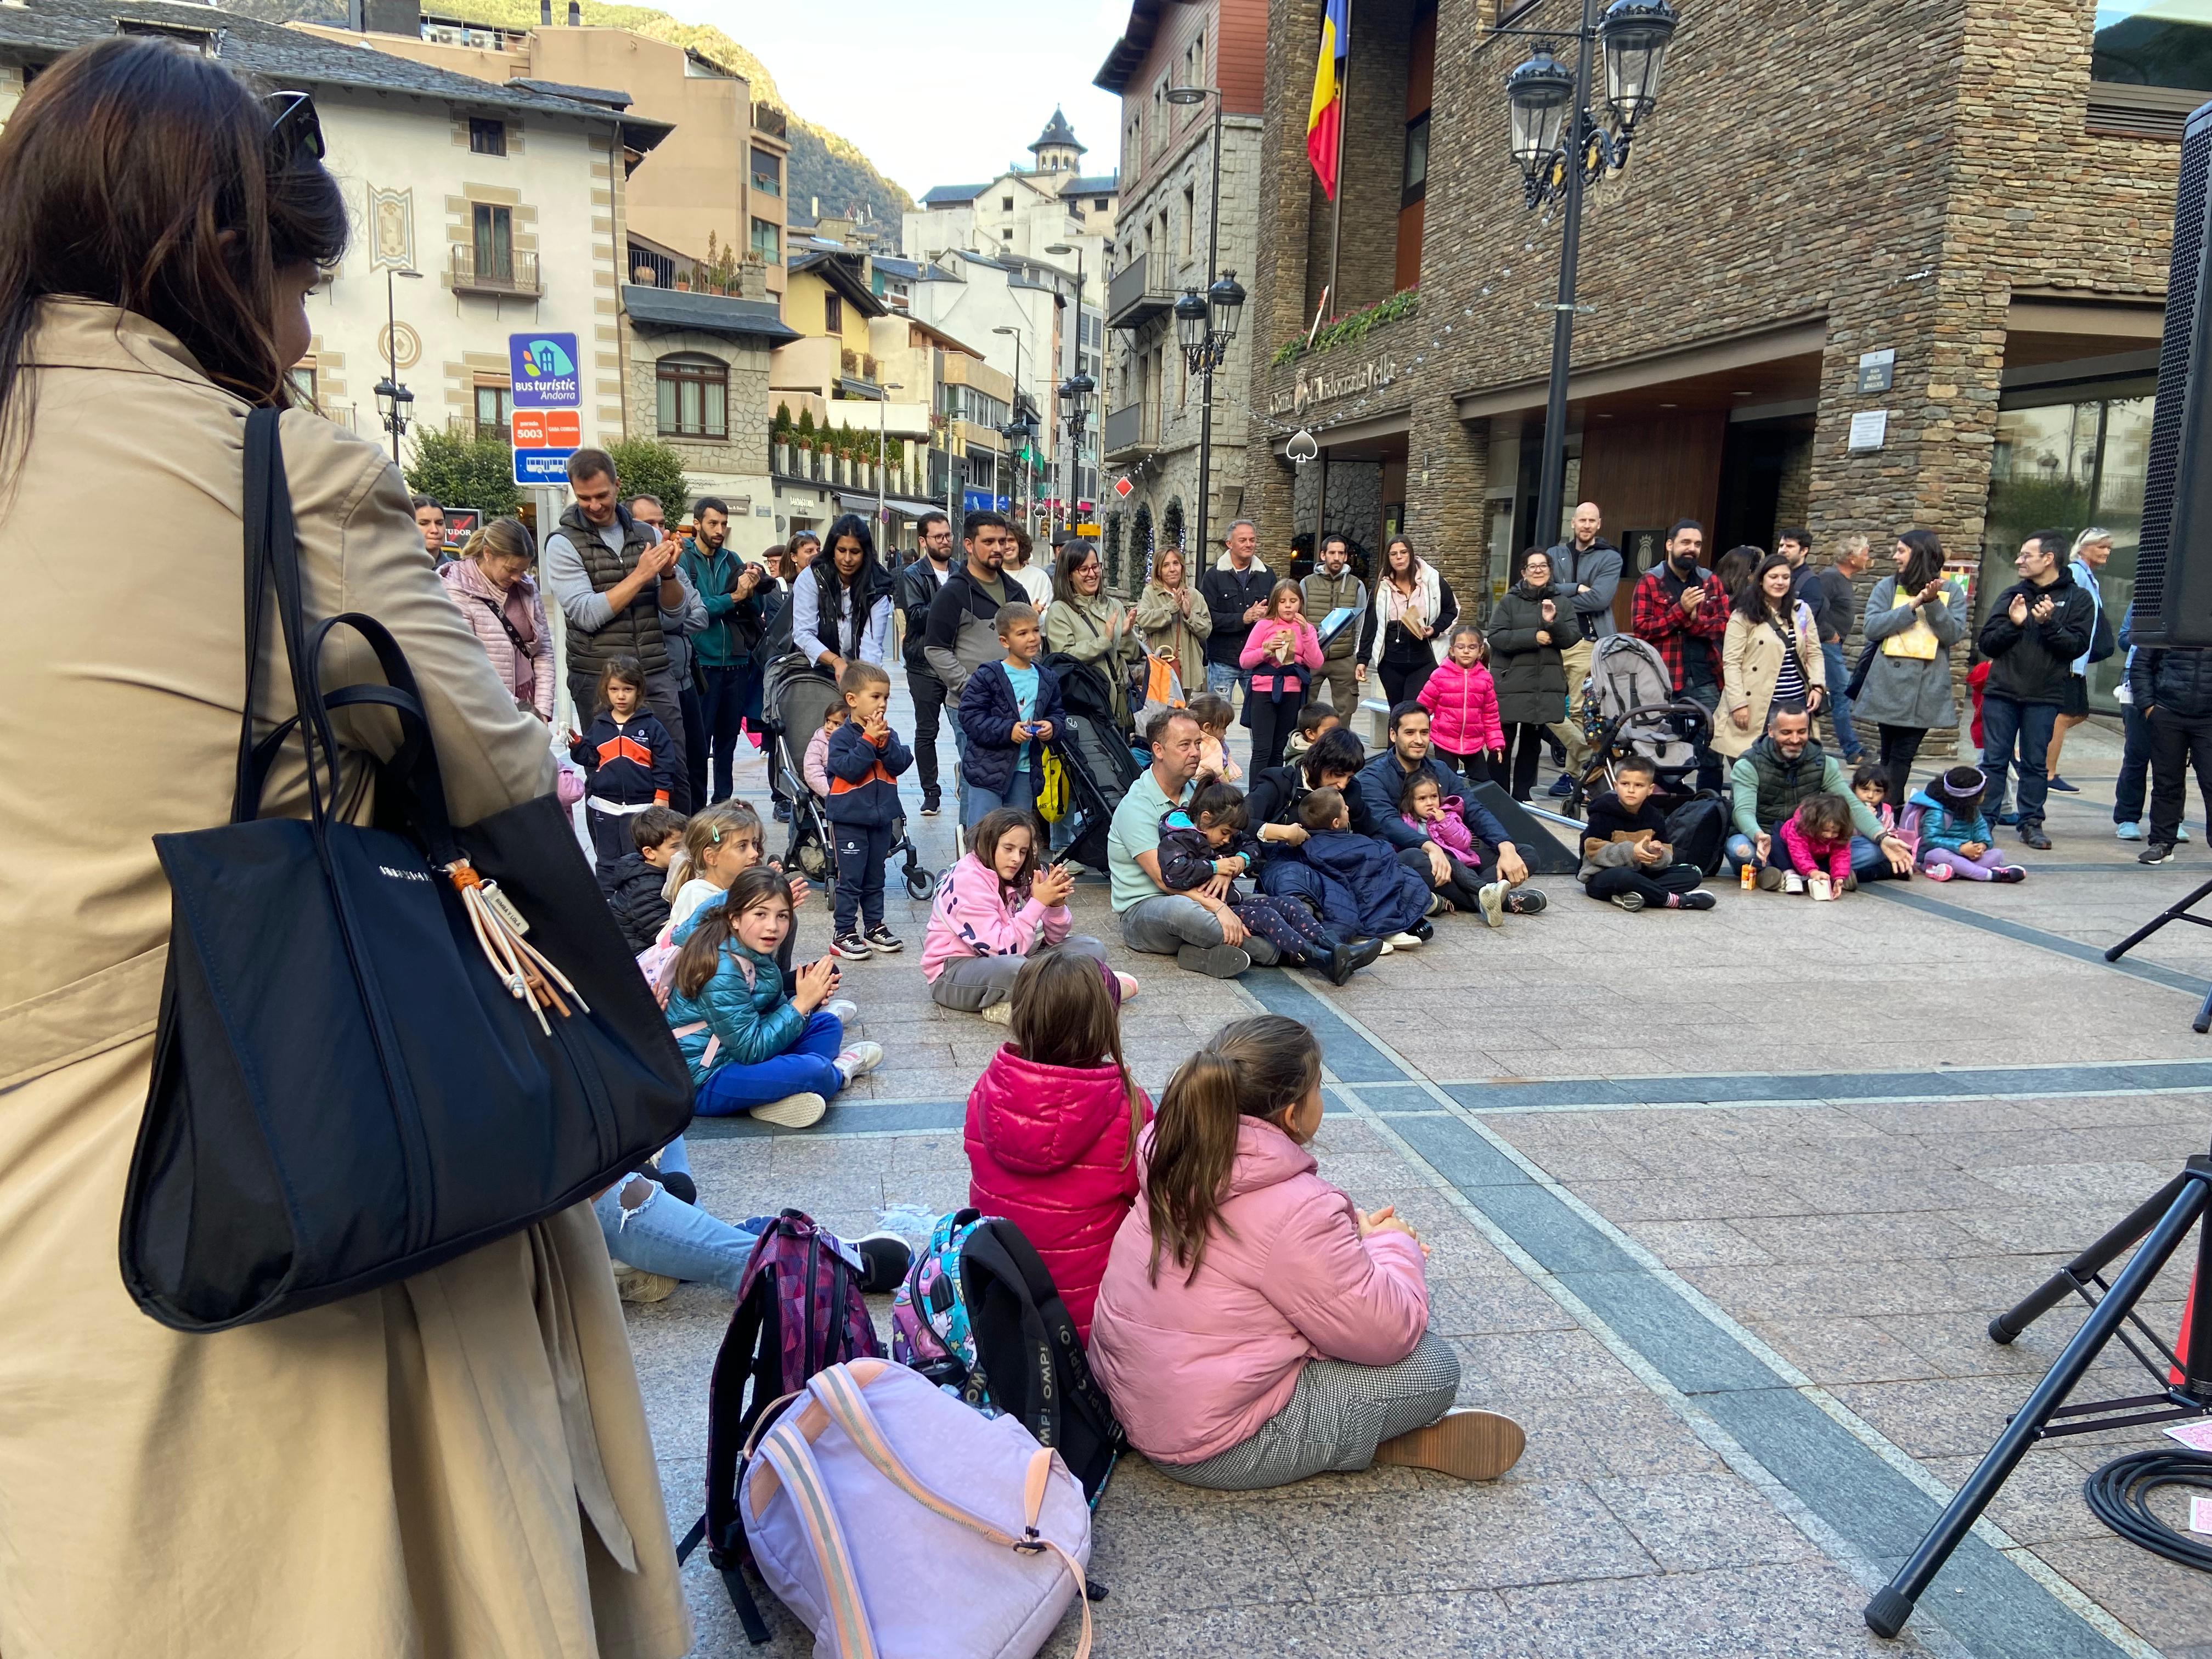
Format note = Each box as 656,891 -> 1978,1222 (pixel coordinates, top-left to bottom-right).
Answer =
809,1365 -> 1093,1659
957,1224 -> 1064,1448
754,1417 -> 879,1659
695,1257 -> 779,1645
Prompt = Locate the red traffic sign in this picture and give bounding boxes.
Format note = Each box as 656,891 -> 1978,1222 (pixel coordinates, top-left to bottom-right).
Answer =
1113,476 -> 1133,499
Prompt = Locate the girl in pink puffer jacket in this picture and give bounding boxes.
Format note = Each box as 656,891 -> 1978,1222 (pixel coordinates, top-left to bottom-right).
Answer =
1415,623 -> 1504,783
1086,1015 -> 1526,1490
965,951 -> 1153,1339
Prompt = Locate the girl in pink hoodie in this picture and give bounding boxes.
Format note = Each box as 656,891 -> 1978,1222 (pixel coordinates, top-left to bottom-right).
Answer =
1088,1016 -> 1525,1490
966,951 -> 1154,1340
921,807 -> 1132,1022
1416,624 -> 1505,785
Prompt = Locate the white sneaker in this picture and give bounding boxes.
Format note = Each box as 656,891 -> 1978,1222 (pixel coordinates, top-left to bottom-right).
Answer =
822,997 -> 859,1025
751,1091 -> 827,1129
1384,931 -> 1424,948
980,1000 -> 1013,1026
835,1040 -> 885,1083
1782,872 -> 1806,895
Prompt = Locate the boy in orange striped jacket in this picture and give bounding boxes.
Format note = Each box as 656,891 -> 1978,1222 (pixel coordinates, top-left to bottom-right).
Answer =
825,659 -> 913,960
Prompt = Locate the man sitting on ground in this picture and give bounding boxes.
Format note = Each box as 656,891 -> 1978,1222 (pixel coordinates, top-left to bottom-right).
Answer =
1355,703 -> 1545,916
1727,703 -> 1914,886
1107,707 -> 1277,978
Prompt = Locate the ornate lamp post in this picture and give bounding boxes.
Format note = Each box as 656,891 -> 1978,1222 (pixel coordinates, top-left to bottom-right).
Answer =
1056,372 -> 1096,546
378,264 -> 424,465
1172,270 -> 1244,561
1502,0 -> 1678,550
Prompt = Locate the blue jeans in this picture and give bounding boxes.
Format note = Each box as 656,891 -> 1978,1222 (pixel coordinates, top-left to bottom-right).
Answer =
964,765 -> 1036,829
1820,641 -> 1862,759
832,820 -> 893,934
1980,695 -> 2059,831
697,662 -> 751,803
694,1009 -> 847,1115
1206,661 -> 1242,698
592,1135 -> 771,1293
2117,700 -> 2153,825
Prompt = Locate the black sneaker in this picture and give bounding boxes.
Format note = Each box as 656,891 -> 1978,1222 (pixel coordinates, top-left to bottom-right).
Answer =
865,924 -> 904,953
1503,887 -> 1549,915
919,798 -> 941,817
848,1231 -> 914,1295
1679,890 -> 1717,911
648,1166 -> 696,1205
772,800 -> 792,823
2047,775 -> 2080,793
832,932 -> 874,961
2141,842 -> 2179,865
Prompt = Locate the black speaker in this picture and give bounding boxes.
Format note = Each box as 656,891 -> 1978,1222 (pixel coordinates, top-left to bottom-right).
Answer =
2134,99 -> 2212,648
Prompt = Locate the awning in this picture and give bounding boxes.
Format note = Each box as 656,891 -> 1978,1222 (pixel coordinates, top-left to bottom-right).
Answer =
835,493 -> 944,518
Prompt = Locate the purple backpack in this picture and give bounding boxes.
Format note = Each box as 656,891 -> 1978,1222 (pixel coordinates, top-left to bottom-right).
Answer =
676,1209 -> 883,1644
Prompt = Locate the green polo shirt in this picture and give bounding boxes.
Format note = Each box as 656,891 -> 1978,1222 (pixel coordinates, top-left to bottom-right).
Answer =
1107,766 -> 1194,912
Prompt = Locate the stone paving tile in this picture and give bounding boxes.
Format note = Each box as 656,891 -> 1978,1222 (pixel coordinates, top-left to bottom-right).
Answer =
1502,1561 -> 1945,1657
2028,1537 -> 2212,1659
1588,1472 -> 1825,1572
1618,1218 -> 1775,1268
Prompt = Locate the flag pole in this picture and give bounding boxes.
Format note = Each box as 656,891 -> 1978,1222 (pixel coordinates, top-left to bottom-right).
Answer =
1327,0 -> 1348,318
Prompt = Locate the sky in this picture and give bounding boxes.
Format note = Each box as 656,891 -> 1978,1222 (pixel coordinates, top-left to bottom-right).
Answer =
674,0 -> 1135,200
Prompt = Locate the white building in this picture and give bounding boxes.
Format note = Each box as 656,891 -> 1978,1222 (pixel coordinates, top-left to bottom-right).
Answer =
0,0 -> 661,523
904,109 -> 1117,313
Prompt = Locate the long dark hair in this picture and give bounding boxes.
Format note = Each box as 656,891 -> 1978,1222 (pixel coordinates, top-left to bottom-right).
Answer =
812,512 -> 883,645
1009,950 -> 1144,1164
0,39 -> 347,474
1895,528 -> 1945,594
968,805 -> 1037,900
1713,545 -> 1760,600
1733,550 -> 1797,624
1146,1015 -> 1323,1283
670,866 -> 791,1000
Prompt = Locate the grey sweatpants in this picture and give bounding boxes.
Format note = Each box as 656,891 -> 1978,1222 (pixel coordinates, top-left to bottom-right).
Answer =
927,935 -> 1109,1012
1156,1330 -> 1462,1491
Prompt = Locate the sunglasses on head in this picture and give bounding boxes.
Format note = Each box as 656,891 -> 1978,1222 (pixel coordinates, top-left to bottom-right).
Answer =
266,89 -> 325,164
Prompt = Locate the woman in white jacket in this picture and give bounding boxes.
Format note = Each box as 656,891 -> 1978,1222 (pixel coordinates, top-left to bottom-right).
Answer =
1359,534 -> 1459,706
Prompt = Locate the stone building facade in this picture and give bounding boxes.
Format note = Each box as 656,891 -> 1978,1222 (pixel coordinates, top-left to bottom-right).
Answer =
1244,0 -> 2188,736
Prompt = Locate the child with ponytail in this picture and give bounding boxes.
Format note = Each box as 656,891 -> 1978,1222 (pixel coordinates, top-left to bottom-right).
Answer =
1087,1015 -> 1525,1490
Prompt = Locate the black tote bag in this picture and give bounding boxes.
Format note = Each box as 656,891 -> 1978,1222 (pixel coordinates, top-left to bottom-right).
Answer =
120,409 -> 693,1333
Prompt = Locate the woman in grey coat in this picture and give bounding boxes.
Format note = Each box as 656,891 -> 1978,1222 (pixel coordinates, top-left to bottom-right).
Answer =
1857,529 -> 1966,805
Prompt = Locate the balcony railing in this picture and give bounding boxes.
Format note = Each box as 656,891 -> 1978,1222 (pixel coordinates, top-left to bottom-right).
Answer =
752,102 -> 788,140
1102,402 -> 1154,459
452,244 -> 540,298
1107,250 -> 1176,331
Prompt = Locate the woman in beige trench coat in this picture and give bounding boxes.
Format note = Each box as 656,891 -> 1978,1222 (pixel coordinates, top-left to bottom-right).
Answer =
1712,551 -> 1829,762
0,43 -> 687,1659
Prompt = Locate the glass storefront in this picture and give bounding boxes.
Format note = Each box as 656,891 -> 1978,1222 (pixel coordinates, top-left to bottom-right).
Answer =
2094,1 -> 2212,91
1980,385 -> 2153,712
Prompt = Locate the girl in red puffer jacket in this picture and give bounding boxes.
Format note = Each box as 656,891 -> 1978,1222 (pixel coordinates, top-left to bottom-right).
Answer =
964,949 -> 1153,1340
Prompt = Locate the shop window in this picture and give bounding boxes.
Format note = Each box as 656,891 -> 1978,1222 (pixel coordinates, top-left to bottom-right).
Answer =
469,118 -> 507,156
2094,1 -> 2212,89
657,354 -> 729,439
1982,390 -> 2153,710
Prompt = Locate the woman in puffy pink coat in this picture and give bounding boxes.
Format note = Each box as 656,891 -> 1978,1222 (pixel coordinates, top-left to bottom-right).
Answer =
964,950 -> 1152,1338
1087,1015 -> 1525,1490
438,517 -> 555,723
1416,623 -> 1504,785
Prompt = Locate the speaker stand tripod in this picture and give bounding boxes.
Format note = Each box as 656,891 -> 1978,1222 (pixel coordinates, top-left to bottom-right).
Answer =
2105,874 -> 2212,1032
1865,1153 -> 2212,1639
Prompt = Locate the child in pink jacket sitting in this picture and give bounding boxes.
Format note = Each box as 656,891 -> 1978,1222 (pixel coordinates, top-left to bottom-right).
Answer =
1416,624 -> 1505,785
966,951 -> 1154,1340
1087,1014 -> 1526,1490
1238,581 -> 1326,774
1778,791 -> 1856,901
1399,772 -> 1507,922
921,806 -> 1130,1022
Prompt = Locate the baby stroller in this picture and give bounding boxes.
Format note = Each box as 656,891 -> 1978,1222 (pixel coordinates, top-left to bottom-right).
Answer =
769,664 -> 935,900
1044,657 -> 1142,873
1568,635 -> 1729,873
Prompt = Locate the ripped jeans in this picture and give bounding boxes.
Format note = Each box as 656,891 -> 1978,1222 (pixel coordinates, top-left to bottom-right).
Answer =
591,1136 -> 770,1294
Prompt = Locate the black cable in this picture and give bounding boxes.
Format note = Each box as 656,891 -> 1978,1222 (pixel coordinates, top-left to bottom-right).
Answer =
2084,1449 -> 2212,1572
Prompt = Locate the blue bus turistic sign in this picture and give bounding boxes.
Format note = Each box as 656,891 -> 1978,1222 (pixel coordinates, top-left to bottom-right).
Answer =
509,332 -> 580,409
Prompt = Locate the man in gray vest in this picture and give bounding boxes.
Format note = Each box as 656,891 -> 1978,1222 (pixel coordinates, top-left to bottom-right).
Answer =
544,447 -> 693,807
1301,532 -> 1367,717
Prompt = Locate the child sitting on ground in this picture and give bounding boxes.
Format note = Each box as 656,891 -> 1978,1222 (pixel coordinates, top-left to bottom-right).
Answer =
1296,786 -> 1435,951
1156,781 -> 1381,985
1853,763 -> 1900,838
664,866 -> 884,1128
802,698 -> 847,802
571,656 -> 674,879
955,602 -> 1063,827
1187,692 -> 1242,782
966,950 -> 1154,1339
1087,1014 -> 1525,1490
1417,623 -> 1505,786
825,660 -> 913,960
1399,772 -> 1511,924
606,804 -> 686,951
1283,702 -> 1341,769
1909,765 -> 2026,883
923,805 -> 1131,1023
1778,791 -> 1857,902
1577,755 -> 1717,913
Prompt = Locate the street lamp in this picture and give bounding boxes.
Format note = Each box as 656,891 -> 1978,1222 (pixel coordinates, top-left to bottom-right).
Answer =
1057,371 -> 1096,545
1164,83 -> 1245,559
1046,240 -> 1092,541
876,380 -> 904,554
992,324 -> 1030,530
380,265 -> 425,465
1501,0 -> 1677,551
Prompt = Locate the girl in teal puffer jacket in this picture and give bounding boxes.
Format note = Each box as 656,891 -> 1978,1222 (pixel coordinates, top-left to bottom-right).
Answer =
664,866 -> 884,1127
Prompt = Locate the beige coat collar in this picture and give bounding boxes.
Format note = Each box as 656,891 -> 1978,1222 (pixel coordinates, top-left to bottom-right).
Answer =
19,297 -> 234,397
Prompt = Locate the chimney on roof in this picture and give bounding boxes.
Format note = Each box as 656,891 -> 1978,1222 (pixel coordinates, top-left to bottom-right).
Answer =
356,0 -> 422,37
565,1 -> 579,22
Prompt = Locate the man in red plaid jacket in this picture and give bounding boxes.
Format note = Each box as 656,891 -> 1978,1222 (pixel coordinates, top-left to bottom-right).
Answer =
1630,520 -> 1730,788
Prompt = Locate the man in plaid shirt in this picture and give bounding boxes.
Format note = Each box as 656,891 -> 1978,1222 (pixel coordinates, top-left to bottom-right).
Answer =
1631,520 -> 1730,788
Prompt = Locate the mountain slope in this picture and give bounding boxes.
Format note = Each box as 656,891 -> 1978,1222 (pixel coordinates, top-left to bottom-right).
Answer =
251,0 -> 913,232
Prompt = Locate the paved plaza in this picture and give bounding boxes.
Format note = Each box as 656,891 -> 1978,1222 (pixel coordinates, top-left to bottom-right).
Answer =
630,705 -> 2212,1657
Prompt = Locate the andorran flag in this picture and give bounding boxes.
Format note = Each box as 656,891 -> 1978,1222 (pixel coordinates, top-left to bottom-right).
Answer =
1306,0 -> 1349,199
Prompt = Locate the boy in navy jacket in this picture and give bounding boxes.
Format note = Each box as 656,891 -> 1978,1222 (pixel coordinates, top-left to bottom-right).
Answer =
955,601 -> 1065,831
825,659 -> 914,958
569,657 -> 675,880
